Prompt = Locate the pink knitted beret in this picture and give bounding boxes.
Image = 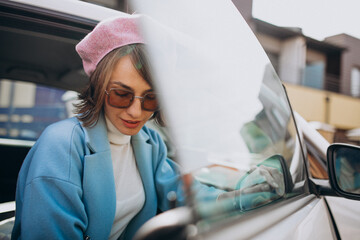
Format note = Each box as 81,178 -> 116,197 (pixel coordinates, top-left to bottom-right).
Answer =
76,15 -> 144,76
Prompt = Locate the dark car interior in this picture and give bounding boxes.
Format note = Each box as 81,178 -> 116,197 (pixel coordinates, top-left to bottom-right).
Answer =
0,0 -> 95,91
0,0 -> 98,219
0,143 -> 31,204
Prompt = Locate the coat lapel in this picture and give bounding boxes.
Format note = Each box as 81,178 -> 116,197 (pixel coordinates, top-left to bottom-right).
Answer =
123,129 -> 157,239
132,129 -> 154,206
81,116 -> 156,239
83,115 -> 110,153
82,115 -> 116,239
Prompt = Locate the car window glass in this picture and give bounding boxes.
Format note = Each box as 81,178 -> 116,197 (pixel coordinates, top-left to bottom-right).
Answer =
0,79 -> 76,141
133,0 -> 307,228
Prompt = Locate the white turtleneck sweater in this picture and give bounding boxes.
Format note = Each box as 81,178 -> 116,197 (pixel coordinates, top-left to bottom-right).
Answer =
105,117 -> 145,240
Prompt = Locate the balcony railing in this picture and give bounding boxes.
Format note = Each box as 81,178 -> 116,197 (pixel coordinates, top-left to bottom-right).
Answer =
324,74 -> 340,93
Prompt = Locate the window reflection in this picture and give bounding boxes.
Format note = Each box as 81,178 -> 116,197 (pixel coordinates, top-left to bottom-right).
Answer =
189,64 -> 304,222
335,147 -> 360,194
0,79 -> 70,141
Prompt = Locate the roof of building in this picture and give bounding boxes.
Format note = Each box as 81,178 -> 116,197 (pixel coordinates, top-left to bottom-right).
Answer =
252,18 -> 346,54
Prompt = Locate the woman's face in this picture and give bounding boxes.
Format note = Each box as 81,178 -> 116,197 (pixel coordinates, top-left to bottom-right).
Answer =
104,55 -> 154,136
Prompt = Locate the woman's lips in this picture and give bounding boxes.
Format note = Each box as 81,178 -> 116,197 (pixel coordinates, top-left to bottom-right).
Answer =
121,119 -> 141,128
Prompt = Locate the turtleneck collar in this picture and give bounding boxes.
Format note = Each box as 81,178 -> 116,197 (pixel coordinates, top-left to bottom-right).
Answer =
105,116 -> 131,145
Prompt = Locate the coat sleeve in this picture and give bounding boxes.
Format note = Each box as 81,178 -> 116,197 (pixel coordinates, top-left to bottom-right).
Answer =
12,121 -> 88,240
150,129 -> 223,212
152,134 -> 185,211
17,178 -> 87,240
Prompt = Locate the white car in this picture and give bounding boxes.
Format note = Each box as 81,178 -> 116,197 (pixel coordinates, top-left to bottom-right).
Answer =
0,1 -> 359,240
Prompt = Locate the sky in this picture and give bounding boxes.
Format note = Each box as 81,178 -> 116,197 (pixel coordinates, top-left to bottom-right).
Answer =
252,0 -> 360,41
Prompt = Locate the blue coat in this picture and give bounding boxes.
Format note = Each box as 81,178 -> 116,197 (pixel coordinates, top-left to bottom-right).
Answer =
12,115 -> 184,240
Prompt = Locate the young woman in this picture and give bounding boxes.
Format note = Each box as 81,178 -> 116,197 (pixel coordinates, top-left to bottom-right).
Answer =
11,14 -> 283,240
11,15 -> 193,240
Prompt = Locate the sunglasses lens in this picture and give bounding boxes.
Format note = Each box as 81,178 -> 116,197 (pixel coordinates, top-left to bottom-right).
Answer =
143,93 -> 158,111
107,89 -> 159,111
108,89 -> 133,108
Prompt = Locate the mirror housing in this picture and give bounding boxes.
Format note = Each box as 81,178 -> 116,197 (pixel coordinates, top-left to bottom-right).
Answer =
327,143 -> 360,200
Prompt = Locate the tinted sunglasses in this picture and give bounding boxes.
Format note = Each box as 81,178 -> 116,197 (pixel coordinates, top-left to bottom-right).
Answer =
105,88 -> 159,111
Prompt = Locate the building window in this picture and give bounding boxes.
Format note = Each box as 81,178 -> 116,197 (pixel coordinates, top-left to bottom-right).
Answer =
303,62 -> 324,90
351,67 -> 360,97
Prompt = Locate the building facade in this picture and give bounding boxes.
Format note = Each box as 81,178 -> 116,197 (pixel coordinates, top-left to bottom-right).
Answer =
325,34 -> 360,97
233,0 -> 360,143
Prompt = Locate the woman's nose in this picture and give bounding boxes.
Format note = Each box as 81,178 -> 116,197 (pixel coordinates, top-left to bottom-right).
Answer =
126,98 -> 142,118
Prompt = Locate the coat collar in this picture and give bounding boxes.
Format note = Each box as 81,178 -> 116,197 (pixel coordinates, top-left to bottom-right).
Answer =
131,127 -> 150,144
82,114 -> 110,153
82,113 -> 151,153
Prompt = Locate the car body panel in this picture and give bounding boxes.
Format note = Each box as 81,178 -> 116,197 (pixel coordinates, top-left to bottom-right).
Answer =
11,0 -> 123,21
183,195 -> 334,240
326,196 -> 360,239
296,112 -> 360,239
253,197 -> 335,240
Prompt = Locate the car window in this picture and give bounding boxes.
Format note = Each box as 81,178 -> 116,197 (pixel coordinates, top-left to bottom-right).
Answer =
133,0 -> 307,231
0,79 -> 76,141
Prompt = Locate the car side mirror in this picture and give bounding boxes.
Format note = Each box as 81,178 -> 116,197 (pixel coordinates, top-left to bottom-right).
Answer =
327,143 -> 360,200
